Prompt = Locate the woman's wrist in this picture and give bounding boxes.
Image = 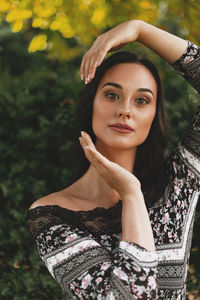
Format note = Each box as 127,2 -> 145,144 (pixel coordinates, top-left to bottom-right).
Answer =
121,189 -> 144,204
133,19 -> 188,64
121,191 -> 156,252
135,20 -> 156,44
129,19 -> 144,42
132,19 -> 146,42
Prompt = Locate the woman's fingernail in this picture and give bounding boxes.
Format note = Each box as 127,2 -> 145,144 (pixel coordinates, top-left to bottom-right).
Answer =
81,131 -> 87,138
85,75 -> 90,84
85,146 -> 92,151
81,74 -> 84,80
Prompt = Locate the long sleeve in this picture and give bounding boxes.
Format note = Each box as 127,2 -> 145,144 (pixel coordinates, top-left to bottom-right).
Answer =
27,205 -> 158,299
147,42 -> 200,299
171,41 -> 200,175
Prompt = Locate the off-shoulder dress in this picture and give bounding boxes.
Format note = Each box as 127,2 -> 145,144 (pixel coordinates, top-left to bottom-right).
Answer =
26,41 -> 200,300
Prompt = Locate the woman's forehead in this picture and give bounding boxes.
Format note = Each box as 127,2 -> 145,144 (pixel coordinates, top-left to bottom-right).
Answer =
98,63 -> 158,94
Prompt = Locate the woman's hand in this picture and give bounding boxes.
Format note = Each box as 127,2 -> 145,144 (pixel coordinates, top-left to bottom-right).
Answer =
80,20 -> 188,84
80,20 -> 141,84
79,131 -> 142,199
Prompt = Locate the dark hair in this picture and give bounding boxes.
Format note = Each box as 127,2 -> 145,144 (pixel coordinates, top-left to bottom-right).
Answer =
72,51 -> 169,208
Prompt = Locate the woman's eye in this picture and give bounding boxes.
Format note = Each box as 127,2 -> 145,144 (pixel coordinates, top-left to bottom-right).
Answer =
135,97 -> 149,105
105,92 -> 119,100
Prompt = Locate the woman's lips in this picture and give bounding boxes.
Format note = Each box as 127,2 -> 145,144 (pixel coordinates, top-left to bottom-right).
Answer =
109,126 -> 134,133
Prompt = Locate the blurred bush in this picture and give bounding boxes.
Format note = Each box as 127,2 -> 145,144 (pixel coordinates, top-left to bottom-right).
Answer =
0,23 -> 82,299
0,22 -> 199,299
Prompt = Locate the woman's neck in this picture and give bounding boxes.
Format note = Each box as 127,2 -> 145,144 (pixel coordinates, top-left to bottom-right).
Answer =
76,143 -> 137,206
97,143 -> 136,172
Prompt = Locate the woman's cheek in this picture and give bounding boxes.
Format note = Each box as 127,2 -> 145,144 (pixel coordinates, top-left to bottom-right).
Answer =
136,114 -> 155,144
92,101 -> 112,134
92,111 -> 105,138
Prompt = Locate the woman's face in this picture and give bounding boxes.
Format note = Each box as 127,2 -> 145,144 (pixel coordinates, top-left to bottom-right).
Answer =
92,63 -> 158,151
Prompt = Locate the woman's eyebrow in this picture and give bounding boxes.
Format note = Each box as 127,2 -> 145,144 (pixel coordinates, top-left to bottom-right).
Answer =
100,82 -> 154,98
101,82 -> 122,90
137,88 -> 154,98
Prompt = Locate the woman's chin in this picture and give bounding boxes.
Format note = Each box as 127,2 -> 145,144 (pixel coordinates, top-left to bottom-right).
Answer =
96,139 -> 137,151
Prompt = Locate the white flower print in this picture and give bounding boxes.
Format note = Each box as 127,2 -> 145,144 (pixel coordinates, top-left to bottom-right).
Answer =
96,277 -> 103,285
101,262 -> 111,271
148,275 -> 156,290
81,274 -> 92,289
162,213 -> 169,223
113,268 -> 128,281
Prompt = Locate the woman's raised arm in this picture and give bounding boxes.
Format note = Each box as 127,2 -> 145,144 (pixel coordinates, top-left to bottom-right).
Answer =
137,21 -> 187,64
80,20 -> 188,83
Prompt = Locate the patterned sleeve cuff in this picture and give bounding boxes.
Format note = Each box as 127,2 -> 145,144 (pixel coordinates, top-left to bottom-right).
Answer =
171,40 -> 200,93
119,240 -> 158,263
172,40 -> 200,69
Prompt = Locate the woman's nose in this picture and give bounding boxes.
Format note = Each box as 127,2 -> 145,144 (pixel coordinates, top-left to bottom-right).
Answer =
119,111 -> 131,118
117,104 -> 132,119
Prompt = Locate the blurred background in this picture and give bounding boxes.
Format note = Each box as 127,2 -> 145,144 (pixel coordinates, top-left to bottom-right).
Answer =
0,0 -> 199,299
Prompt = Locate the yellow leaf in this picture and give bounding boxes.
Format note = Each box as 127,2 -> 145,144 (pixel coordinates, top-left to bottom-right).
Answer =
83,0 -> 94,5
35,6 -> 55,18
6,9 -> 32,22
54,0 -> 63,6
50,20 -> 62,31
10,1 -> 19,9
59,20 -> 74,38
6,9 -> 19,22
12,19 -> 23,32
28,34 -> 47,53
60,26 -> 74,38
0,0 -> 10,12
91,8 -> 105,26
32,17 -> 43,27
140,1 -> 150,10
32,17 -> 49,28
19,9 -> 32,19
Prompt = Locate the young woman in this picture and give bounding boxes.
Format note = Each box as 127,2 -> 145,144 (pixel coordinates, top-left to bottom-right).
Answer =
27,20 -> 200,299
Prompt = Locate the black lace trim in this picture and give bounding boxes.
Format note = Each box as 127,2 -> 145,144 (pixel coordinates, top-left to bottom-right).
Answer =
26,200 -> 123,239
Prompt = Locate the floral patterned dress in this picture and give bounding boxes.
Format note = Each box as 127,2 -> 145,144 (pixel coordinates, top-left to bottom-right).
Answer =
26,41 -> 200,300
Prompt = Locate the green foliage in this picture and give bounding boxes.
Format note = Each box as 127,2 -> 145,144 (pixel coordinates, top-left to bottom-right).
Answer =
0,24 -> 81,299
0,0 -> 158,56
0,0 -> 200,60
0,21 -> 199,299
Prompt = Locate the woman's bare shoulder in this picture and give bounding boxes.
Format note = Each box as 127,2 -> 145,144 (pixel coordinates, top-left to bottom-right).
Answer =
28,189 -> 74,211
